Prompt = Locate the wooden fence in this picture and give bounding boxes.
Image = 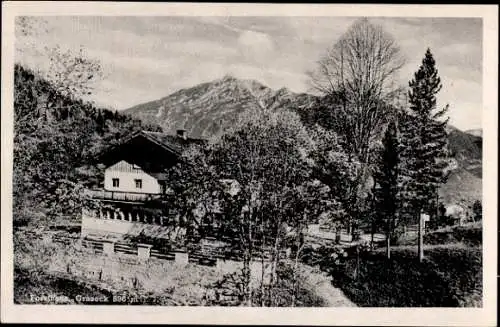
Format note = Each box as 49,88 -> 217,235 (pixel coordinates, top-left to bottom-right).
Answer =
114,242 -> 138,256
81,238 -> 104,254
150,249 -> 175,261
49,232 -> 291,266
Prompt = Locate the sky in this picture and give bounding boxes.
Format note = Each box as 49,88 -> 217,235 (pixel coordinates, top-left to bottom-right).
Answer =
16,16 -> 483,131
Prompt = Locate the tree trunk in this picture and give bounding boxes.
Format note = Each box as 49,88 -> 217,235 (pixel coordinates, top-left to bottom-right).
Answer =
417,210 -> 424,262
291,253 -> 298,307
386,221 -> 391,260
243,249 -> 252,306
354,244 -> 360,280
269,234 -> 280,306
246,211 -> 254,306
370,221 -> 375,251
260,234 -> 265,307
291,236 -> 305,307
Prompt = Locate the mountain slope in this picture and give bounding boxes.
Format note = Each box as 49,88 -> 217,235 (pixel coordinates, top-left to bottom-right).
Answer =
439,168 -> 482,206
440,126 -> 482,205
447,126 -> 482,160
124,76 -> 316,139
465,129 -> 482,138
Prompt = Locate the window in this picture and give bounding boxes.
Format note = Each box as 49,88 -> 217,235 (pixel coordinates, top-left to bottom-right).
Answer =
112,178 -> 119,187
135,179 -> 142,189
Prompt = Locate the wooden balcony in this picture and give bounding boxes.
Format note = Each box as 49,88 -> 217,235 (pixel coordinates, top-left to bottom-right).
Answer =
86,189 -> 162,203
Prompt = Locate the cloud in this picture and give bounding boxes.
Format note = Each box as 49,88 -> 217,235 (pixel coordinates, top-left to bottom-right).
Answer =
237,30 -> 275,62
285,17 -> 355,43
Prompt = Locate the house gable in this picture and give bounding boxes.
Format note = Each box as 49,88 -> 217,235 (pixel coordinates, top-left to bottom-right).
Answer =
104,160 -> 163,194
98,131 -> 182,172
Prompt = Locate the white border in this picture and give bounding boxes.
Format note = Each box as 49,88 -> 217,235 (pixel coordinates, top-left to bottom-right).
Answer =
1,2 -> 497,326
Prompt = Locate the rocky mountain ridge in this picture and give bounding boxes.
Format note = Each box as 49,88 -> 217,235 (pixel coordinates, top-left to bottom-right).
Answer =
124,75 -> 316,139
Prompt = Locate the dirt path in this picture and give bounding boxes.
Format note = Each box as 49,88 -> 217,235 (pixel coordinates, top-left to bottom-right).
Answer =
298,264 -> 357,307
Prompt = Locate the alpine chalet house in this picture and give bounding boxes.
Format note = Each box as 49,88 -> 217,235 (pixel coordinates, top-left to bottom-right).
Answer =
81,129 -> 204,240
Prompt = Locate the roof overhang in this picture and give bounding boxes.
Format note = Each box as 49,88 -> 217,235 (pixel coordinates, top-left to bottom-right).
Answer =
96,131 -> 181,170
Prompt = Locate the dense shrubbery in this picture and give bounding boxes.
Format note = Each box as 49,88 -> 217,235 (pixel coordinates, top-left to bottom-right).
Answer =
329,245 -> 482,307
259,262 -> 326,307
301,244 -> 350,271
424,223 -> 482,246
296,224 -> 482,307
396,222 -> 483,247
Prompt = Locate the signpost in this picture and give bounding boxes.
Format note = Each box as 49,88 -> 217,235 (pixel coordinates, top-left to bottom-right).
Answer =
418,211 -> 429,262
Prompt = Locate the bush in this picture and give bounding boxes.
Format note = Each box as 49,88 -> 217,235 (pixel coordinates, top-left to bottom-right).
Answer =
330,245 -> 482,307
424,223 -> 482,246
300,244 -> 350,275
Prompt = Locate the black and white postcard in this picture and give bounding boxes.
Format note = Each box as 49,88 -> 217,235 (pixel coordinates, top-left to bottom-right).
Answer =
1,2 -> 497,326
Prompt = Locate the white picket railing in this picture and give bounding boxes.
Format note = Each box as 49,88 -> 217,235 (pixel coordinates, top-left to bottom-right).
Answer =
86,189 -> 162,202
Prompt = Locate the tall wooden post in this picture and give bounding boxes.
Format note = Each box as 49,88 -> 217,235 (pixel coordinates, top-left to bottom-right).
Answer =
418,209 -> 424,262
386,218 -> 391,260
435,190 -> 439,227
386,231 -> 391,259
355,244 -> 360,280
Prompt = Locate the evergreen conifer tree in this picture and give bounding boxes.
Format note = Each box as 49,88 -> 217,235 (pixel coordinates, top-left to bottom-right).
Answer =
400,48 -> 450,261
374,120 -> 400,259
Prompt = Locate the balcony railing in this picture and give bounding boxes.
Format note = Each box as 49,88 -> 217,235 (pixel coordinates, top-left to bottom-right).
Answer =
86,189 -> 162,203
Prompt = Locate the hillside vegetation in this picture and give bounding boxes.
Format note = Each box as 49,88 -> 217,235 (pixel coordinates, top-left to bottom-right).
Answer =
335,244 -> 482,307
325,222 -> 483,307
424,222 -> 482,246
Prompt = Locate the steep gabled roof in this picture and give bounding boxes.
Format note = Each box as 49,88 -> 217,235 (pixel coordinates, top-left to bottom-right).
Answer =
141,131 -> 205,155
96,130 -> 205,168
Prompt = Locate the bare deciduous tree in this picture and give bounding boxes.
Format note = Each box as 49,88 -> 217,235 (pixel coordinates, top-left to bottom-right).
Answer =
308,18 -> 405,237
16,17 -> 103,114
45,45 -> 103,101
309,17 -> 405,164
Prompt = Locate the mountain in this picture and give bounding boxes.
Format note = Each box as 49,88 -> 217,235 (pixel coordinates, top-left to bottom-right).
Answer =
124,76 -> 482,206
446,125 -> 482,177
465,128 -> 482,138
124,75 -> 316,139
439,126 -> 482,206
439,168 -> 482,206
